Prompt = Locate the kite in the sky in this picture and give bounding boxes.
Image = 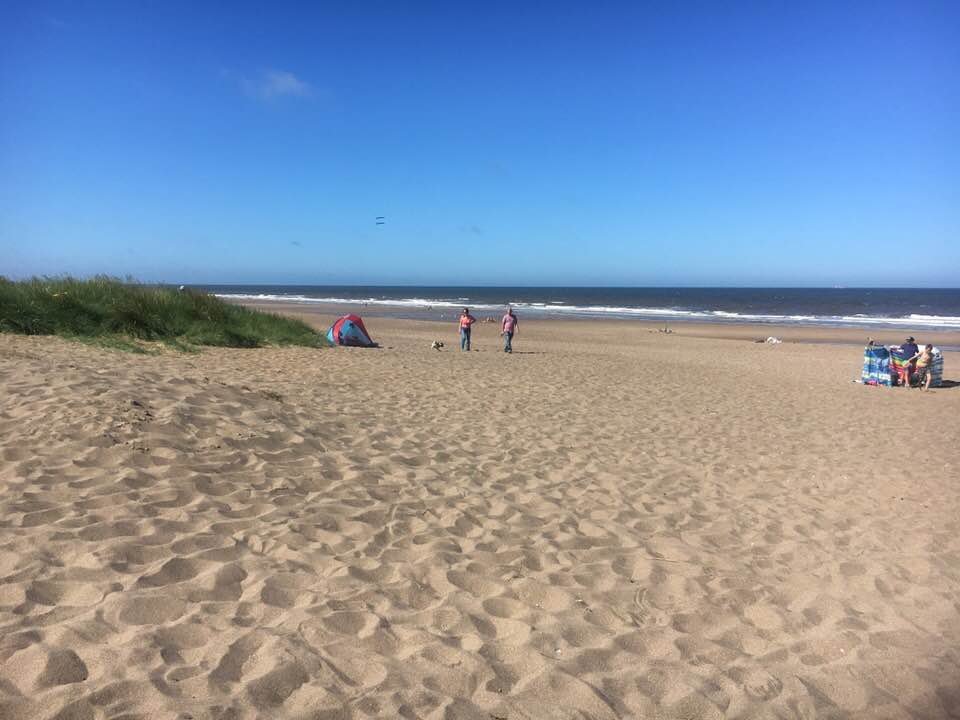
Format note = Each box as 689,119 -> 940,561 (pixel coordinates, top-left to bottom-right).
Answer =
375,216 -> 385,225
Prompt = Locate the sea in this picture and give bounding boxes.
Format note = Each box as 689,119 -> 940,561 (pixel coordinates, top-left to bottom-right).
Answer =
200,285 -> 960,332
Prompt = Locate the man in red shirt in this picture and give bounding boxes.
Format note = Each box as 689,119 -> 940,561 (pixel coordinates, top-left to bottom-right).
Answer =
501,307 -> 518,353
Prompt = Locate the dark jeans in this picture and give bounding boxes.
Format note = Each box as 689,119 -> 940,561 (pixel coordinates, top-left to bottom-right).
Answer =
460,328 -> 471,351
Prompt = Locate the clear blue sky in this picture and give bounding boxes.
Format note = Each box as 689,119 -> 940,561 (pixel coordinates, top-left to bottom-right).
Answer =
1,1 -> 958,286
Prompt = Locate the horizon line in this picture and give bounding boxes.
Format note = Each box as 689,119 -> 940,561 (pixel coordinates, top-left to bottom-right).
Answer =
185,282 -> 960,290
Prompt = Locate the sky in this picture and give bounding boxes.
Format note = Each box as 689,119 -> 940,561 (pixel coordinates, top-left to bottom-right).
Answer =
1,1 -> 958,286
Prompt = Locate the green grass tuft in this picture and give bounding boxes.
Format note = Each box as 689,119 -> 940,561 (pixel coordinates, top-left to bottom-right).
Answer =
0,276 -> 327,350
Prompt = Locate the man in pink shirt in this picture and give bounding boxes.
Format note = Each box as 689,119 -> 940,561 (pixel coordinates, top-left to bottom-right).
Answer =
458,308 -> 477,351
500,307 -> 518,353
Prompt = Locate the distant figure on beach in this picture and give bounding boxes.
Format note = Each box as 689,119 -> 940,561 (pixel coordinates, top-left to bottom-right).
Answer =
898,336 -> 919,387
501,307 -> 518,353
905,343 -> 935,390
458,308 -> 477,351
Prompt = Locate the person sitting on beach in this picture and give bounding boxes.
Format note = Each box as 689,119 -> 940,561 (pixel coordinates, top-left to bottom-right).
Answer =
905,344 -> 935,390
501,307 -> 518,353
897,336 -> 920,387
458,308 -> 477,351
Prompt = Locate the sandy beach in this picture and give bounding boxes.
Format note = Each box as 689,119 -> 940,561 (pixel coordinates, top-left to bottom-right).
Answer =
2,317 -> 959,719
234,300 -> 960,350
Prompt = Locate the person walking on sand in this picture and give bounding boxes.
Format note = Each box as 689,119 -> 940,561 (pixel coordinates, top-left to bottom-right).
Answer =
905,344 -> 935,390
458,308 -> 477,351
501,306 -> 518,353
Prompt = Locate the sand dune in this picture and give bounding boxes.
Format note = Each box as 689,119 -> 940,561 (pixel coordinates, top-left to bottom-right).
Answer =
1,321 -> 959,719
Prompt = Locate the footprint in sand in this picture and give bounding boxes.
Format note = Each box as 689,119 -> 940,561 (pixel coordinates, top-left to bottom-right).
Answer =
322,611 -> 380,638
481,596 -> 529,620
246,662 -> 310,709
155,623 -> 214,660
136,557 -> 205,588
742,669 -> 784,700
26,580 -> 103,607
189,563 -> 247,602
21,508 -> 66,527
260,580 -> 303,608
118,595 -> 187,625
210,632 -> 268,686
5,645 -> 89,693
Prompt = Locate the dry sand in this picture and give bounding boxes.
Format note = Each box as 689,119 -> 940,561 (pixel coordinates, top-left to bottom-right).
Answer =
1,318 -> 959,719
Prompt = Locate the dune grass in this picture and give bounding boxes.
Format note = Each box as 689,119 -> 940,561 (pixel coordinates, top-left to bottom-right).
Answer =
0,276 -> 326,350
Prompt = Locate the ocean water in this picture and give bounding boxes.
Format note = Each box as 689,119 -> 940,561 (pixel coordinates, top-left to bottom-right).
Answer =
200,285 -> 960,331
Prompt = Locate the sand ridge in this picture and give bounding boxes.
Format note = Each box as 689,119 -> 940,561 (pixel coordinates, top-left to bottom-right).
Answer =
1,322 -> 959,719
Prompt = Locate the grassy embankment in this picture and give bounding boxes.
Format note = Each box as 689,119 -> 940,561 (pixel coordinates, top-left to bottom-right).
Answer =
0,276 -> 325,352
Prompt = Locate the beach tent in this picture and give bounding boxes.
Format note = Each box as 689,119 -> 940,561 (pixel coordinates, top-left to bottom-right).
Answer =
326,314 -> 376,347
861,344 -> 944,387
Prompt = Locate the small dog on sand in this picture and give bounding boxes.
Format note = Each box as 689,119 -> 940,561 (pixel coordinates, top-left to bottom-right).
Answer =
431,340 -> 444,351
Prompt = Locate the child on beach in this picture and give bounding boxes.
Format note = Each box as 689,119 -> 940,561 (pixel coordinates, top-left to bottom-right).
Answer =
501,307 -> 518,353
458,308 -> 477,351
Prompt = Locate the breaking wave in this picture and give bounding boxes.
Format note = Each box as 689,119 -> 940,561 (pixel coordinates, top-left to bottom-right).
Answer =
214,293 -> 960,330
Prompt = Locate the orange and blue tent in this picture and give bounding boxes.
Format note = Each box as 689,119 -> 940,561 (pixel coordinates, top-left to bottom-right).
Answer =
326,314 -> 376,347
